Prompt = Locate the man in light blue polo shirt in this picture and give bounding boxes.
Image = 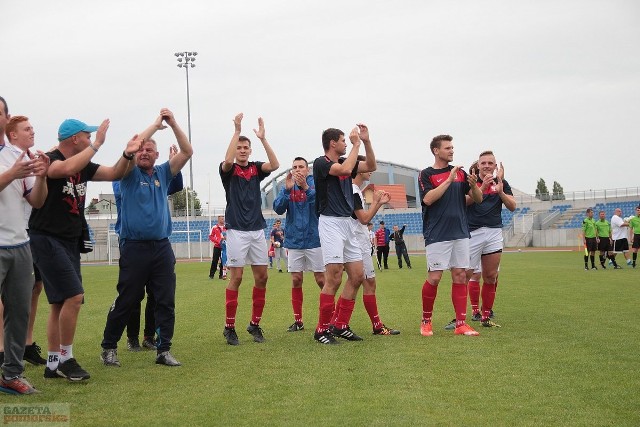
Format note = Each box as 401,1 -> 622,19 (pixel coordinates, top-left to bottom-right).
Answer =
100,108 -> 192,367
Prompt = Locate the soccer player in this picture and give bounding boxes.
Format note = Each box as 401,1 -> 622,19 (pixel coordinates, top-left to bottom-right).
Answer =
270,219 -> 287,272
273,157 -> 325,332
629,206 -> 640,268
582,208 -> 598,270
465,152 -> 516,328
595,210 -> 619,269
220,113 -> 279,346
351,168 -> 399,335
418,134 -> 483,337
208,215 -> 226,279
611,208 -> 631,266
101,108 -> 192,368
312,125 -> 376,344
0,114 -> 49,394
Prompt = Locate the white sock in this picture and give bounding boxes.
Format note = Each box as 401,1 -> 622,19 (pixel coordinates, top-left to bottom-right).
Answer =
59,345 -> 73,363
47,352 -> 60,370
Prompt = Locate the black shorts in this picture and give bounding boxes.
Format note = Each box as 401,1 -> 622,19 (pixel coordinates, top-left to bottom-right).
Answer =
597,238 -> 611,252
613,238 -> 629,253
33,263 -> 42,283
585,237 -> 597,252
633,234 -> 640,249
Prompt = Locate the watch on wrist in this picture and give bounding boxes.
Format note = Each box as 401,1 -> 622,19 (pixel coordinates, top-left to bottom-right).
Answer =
122,151 -> 134,160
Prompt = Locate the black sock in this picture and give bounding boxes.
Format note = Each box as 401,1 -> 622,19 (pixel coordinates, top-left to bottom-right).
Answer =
584,255 -> 588,267
609,255 -> 618,267
590,255 -> 596,267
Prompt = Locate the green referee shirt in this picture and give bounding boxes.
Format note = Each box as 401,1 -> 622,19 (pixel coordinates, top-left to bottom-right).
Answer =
595,219 -> 611,238
629,216 -> 640,234
582,217 -> 597,238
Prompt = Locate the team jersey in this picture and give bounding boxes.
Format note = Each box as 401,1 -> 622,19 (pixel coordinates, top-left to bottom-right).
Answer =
629,216 -> 640,234
594,219 -> 611,238
467,178 -> 513,230
272,175 -> 320,249
312,155 -> 358,217
419,165 -> 471,245
220,161 -> 270,231
351,184 -> 370,247
29,149 -> 99,240
582,217 -> 597,238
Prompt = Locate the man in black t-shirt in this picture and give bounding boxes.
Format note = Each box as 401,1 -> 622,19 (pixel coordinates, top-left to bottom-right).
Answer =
220,113 -> 279,346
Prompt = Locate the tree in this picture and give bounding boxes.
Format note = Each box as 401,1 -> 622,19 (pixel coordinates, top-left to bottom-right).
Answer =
170,187 -> 202,216
552,181 -> 566,200
535,178 -> 550,201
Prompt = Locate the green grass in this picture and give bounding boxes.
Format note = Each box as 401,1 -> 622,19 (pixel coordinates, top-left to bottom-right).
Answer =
3,251 -> 639,426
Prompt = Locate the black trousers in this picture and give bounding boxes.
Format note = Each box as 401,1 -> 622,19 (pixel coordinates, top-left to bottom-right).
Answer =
209,246 -> 222,278
377,245 -> 389,268
102,239 -> 176,352
126,287 -> 156,339
395,242 -> 411,268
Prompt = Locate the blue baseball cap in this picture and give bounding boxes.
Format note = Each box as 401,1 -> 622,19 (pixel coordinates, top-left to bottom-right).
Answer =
58,119 -> 99,141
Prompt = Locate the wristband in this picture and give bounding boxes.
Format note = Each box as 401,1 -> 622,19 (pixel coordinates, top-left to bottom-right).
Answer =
89,143 -> 98,153
122,151 -> 134,160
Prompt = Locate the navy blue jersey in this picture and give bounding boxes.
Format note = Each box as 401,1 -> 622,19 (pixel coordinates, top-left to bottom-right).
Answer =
467,179 -> 513,231
419,166 -> 471,245
220,161 -> 270,231
313,156 -> 358,217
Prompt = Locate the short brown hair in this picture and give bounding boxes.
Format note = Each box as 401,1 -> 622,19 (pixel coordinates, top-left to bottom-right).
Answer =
479,150 -> 494,157
238,135 -> 251,146
430,134 -> 452,155
5,115 -> 28,139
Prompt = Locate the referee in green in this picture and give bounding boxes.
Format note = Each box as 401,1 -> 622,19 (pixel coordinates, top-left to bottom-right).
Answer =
582,208 -> 598,270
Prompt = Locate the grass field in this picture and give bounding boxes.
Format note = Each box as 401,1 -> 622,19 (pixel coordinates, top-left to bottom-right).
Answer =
2,251 -> 639,426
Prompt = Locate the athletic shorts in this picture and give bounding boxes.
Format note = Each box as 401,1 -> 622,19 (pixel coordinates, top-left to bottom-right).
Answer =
33,263 -> 42,283
597,238 -> 612,252
29,233 -> 83,304
585,237 -> 597,252
359,242 -> 376,279
226,229 -> 268,267
319,215 -> 362,265
633,234 -> 640,249
613,238 -> 629,253
287,248 -> 325,273
425,238 -> 470,271
468,227 -> 503,272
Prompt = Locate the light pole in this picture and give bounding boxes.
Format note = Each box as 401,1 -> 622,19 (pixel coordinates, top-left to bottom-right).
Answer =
174,51 -> 197,219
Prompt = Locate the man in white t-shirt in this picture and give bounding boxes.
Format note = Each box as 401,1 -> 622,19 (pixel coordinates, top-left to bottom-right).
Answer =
611,208 -> 631,266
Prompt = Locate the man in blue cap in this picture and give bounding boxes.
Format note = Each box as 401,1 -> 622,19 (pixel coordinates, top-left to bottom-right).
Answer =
29,117 -> 141,381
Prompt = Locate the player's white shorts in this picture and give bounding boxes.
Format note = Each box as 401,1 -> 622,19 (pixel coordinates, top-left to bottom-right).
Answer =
287,247 -> 325,273
425,238 -> 470,271
319,215 -> 362,265
359,242 -> 376,279
226,229 -> 268,267
468,227 -> 503,272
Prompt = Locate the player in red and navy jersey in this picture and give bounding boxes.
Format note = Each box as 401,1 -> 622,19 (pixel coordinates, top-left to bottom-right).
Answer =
220,113 -> 279,346
465,152 -> 516,327
312,125 -> 377,344
418,134 -> 483,337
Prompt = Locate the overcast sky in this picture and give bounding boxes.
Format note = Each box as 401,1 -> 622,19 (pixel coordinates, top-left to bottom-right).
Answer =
3,0 -> 639,208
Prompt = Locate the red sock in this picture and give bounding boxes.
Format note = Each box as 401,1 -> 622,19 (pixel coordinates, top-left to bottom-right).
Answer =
451,283 -> 468,327
251,286 -> 266,325
316,293 -> 335,333
331,296 -> 345,326
421,280 -> 438,322
225,289 -> 238,328
481,282 -> 497,320
291,287 -> 303,323
362,294 -> 383,330
468,279 -> 480,314
334,297 -> 356,330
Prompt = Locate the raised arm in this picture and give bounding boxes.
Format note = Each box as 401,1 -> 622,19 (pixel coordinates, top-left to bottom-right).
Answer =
356,124 -> 376,173
91,134 -> 143,181
254,117 -> 279,173
163,109 -> 193,177
329,127 -> 361,176
222,113 -> 243,173
25,150 -> 50,208
354,190 -> 390,225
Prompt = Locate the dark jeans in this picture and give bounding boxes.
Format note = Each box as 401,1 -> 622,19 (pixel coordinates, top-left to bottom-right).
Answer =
377,245 -> 389,269
102,239 -> 176,352
395,242 -> 411,268
209,246 -> 222,278
126,286 -> 156,339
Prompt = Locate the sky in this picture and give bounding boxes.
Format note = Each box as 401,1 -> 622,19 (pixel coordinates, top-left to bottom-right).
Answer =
3,0 -> 639,209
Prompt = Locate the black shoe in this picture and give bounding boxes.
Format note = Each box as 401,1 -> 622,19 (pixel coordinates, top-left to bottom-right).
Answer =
23,342 -> 46,366
373,325 -> 400,335
399,265 -> 403,269
100,349 -> 121,367
613,265 -> 623,269
601,264 -> 606,269
43,367 -> 64,379
314,330 -> 339,345
408,265 -> 412,269
223,327 -> 239,346
141,337 -> 156,350
584,266 -> 589,271
471,312 -> 482,322
278,269 -> 283,273
591,266 -> 598,270
287,322 -> 304,332
56,358 -> 90,381
209,276 -> 214,279
127,337 -> 142,352
247,323 -> 265,343
443,318 -> 456,331
156,351 -> 181,366
330,325 -> 363,341
490,309 -> 495,319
